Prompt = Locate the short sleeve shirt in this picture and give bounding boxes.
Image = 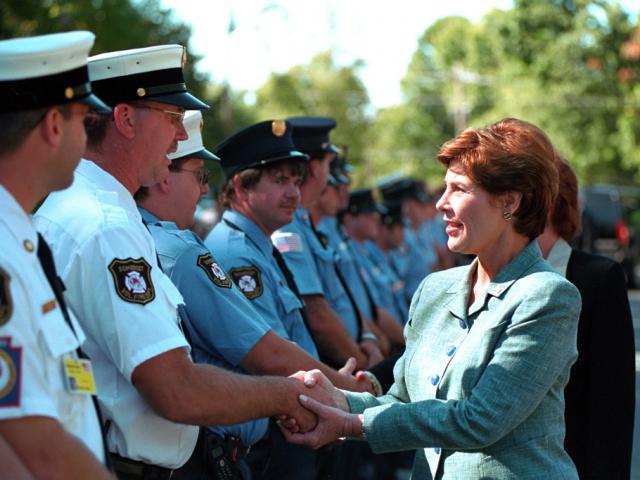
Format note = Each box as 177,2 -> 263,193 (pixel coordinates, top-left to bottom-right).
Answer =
0,186 -> 105,463
141,209 -> 269,445
318,217 -> 375,320
274,208 -> 360,341
206,210 -> 318,358
33,160 -> 198,469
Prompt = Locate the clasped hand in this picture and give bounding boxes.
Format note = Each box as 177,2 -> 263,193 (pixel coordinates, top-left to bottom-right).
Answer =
278,368 -> 365,450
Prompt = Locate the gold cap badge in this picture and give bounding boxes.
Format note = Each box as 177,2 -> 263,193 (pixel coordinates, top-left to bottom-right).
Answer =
272,120 -> 286,137
64,87 -> 74,99
136,87 -> 146,97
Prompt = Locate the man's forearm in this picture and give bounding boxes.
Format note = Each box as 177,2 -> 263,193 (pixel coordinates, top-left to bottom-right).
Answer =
0,417 -> 114,480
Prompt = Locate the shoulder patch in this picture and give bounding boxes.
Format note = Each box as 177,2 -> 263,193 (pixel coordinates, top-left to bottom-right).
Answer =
229,266 -> 263,300
0,268 -> 12,326
0,337 -> 21,407
108,258 -> 155,305
272,232 -> 303,253
196,254 -> 232,288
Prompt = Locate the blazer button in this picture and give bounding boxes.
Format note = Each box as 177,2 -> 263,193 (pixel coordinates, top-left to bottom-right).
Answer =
434,447 -> 441,454
429,374 -> 440,385
446,345 -> 456,356
459,319 -> 467,329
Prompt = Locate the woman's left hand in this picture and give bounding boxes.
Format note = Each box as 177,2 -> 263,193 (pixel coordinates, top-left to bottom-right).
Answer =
278,394 -> 363,449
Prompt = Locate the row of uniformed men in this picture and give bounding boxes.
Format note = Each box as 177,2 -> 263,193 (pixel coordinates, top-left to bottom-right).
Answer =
0,29 -> 443,480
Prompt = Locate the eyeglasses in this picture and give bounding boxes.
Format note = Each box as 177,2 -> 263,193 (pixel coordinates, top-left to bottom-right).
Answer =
173,168 -> 209,185
133,104 -> 185,126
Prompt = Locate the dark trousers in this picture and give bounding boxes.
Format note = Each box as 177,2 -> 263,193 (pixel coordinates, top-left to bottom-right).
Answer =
246,420 -> 318,480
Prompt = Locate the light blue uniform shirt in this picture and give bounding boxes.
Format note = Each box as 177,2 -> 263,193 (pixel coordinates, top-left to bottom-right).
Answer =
363,241 -> 409,324
140,208 -> 269,446
205,210 -> 319,358
393,226 -> 435,303
274,207 -> 360,341
317,217 -> 375,320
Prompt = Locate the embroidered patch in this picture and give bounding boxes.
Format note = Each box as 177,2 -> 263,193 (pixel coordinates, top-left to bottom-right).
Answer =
272,232 -> 303,253
0,337 -> 21,407
0,268 -> 12,326
196,254 -> 232,288
229,266 -> 263,300
108,258 -> 155,305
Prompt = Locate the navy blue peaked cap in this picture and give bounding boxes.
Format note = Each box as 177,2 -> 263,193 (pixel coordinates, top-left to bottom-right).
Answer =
347,188 -> 387,215
287,116 -> 339,158
378,177 -> 431,204
215,119 -> 309,178
381,202 -> 404,225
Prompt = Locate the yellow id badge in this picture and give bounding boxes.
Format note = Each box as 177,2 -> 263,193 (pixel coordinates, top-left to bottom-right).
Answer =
63,358 -> 97,395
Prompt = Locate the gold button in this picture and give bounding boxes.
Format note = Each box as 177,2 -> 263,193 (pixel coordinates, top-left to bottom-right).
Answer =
64,87 -> 74,99
137,87 -> 146,97
23,239 -> 34,252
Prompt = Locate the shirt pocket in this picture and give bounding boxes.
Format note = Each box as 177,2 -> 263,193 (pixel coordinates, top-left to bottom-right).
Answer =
276,286 -> 304,335
38,307 -> 82,420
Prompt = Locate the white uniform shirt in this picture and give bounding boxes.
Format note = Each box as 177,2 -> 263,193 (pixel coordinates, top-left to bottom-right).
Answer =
34,160 -> 198,468
0,185 -> 104,462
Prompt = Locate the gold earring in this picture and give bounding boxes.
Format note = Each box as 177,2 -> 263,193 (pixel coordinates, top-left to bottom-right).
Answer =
503,211 -> 512,221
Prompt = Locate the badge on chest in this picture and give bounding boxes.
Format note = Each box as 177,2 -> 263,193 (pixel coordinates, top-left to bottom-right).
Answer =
63,357 -> 97,395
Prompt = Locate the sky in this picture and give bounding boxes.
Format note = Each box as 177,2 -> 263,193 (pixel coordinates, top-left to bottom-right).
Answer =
159,0 -> 639,110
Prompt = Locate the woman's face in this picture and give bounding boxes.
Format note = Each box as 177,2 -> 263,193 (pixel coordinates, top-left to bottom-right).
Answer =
436,160 -> 506,257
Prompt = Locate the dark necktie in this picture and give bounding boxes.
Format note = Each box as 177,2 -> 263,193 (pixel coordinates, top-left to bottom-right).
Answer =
307,216 -> 363,342
270,245 -> 318,341
36,234 -> 112,468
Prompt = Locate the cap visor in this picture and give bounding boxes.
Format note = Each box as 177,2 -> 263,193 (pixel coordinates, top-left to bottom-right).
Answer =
172,148 -> 219,162
189,148 -> 220,162
80,93 -> 112,115
151,91 -> 210,110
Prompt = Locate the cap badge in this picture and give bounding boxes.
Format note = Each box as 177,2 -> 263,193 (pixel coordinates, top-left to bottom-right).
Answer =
272,120 -> 286,137
64,87 -> 74,100
136,88 -> 146,97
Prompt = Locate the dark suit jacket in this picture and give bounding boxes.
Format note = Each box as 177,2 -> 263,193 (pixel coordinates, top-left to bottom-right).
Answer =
564,250 -> 636,479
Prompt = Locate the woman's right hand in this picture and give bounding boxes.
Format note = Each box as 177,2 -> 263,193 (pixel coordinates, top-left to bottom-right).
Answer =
279,394 -> 363,449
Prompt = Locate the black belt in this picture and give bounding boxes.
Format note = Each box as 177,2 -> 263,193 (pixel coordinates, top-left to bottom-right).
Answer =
110,453 -> 175,480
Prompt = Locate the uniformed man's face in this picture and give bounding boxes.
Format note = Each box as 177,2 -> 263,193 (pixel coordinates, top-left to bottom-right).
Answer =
55,102 -> 90,191
168,158 -> 209,230
243,165 -> 302,235
355,211 -> 380,241
133,100 -> 188,187
318,185 -> 341,217
381,223 -> 404,250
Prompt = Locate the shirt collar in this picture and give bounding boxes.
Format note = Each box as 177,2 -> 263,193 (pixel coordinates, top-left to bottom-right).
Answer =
138,207 -> 161,226
224,209 -> 274,257
295,206 -> 310,223
545,238 -> 572,277
0,185 -> 38,253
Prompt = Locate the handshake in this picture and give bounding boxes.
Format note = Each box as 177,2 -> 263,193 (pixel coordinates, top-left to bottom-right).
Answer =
276,361 -> 370,450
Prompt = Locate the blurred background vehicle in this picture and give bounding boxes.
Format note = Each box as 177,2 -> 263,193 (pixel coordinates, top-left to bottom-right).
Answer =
573,184 -> 640,288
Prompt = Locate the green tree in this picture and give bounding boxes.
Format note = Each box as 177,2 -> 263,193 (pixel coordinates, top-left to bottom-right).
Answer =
254,51 -> 371,181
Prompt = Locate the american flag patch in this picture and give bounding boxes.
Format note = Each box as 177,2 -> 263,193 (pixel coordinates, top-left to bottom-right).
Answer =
272,232 -> 303,253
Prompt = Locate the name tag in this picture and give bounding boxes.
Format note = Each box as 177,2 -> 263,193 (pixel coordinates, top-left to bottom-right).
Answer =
63,357 -> 97,395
